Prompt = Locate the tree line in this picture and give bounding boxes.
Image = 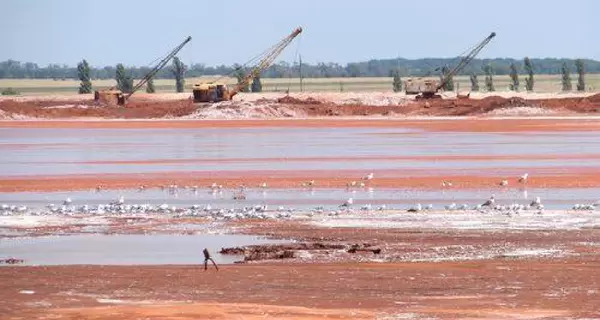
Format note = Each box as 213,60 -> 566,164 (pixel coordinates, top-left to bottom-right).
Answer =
389,58 -> 589,93
1,57 -> 599,80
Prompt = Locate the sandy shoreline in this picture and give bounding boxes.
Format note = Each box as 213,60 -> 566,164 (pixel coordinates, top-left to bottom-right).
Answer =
3,117 -> 600,132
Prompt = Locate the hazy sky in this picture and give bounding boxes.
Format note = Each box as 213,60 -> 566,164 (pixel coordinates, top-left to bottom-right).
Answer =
2,0 -> 598,68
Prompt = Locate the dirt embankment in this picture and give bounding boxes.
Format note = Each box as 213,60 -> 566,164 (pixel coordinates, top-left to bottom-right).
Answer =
0,98 -> 197,119
274,94 -> 600,117
1,93 -> 600,119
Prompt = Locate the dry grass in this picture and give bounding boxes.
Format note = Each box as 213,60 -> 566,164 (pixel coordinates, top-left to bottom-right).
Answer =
0,74 -> 598,95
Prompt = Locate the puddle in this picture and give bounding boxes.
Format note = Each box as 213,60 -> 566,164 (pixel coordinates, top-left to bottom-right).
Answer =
0,234 -> 287,266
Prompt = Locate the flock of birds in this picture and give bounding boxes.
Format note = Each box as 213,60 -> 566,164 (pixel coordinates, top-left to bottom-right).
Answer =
1,172 -> 599,219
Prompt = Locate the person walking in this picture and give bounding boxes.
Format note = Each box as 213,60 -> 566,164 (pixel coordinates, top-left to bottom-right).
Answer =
203,248 -> 219,271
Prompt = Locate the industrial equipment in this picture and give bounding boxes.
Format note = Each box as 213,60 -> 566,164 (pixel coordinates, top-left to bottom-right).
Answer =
94,36 -> 192,105
404,32 -> 496,99
192,27 -> 302,103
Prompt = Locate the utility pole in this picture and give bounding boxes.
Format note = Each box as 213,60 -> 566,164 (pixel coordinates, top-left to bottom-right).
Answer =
299,54 -> 303,92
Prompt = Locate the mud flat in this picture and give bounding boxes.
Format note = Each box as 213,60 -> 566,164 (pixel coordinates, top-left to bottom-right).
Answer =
2,257 -> 599,319
2,107 -> 600,319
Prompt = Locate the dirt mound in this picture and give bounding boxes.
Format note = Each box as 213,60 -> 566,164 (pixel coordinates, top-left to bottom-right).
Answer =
485,106 -> 557,116
220,242 -> 346,262
183,101 -> 305,119
277,95 -> 322,105
588,93 -> 600,103
2,92 -> 599,120
0,99 -> 198,119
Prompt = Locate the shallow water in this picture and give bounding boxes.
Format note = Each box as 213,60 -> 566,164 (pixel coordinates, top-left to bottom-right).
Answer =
0,187 -> 598,210
0,234 -> 286,266
2,128 -> 600,176
1,127 -> 600,210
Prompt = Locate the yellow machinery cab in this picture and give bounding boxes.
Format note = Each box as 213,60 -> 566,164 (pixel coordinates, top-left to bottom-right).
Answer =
94,88 -> 125,105
404,77 -> 439,95
192,82 -> 231,103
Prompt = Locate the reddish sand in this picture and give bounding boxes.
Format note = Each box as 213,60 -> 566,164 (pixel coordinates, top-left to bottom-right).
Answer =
2,259 -> 599,319
3,118 -> 600,132
2,168 -> 600,192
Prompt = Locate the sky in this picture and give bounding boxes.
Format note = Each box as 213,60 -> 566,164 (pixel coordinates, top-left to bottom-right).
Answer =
2,0 -> 598,68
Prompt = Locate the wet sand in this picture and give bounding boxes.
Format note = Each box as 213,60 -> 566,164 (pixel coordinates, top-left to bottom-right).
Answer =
3,169 -> 600,192
2,257 -> 599,319
3,118 -> 600,132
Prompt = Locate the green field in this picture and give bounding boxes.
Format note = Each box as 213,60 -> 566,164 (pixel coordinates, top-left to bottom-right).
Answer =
1,74 -> 599,95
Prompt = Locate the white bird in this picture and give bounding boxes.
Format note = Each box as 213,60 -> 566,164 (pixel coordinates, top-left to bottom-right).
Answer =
519,173 -> 529,183
259,182 -> 268,189
499,180 -> 508,187
111,195 -> 125,205
407,203 -> 422,213
347,181 -> 357,188
63,197 -> 72,205
482,195 -> 495,207
364,173 -> 374,181
441,181 -> 453,187
445,203 -> 457,211
425,204 -> 434,211
458,204 -> 469,210
530,196 -> 541,207
340,198 -> 353,208
360,204 -> 372,211
377,205 -> 386,211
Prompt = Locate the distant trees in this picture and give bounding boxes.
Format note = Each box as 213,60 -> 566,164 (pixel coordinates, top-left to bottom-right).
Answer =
146,78 -> 155,93
524,57 -> 534,91
171,57 -> 186,93
470,73 -> 479,91
251,77 -> 262,92
561,62 -> 572,91
392,69 -> 402,92
440,66 -> 454,91
575,59 -> 585,91
2,58 -> 600,80
509,63 -> 519,91
115,63 -> 133,93
77,59 -> 92,94
1,87 -> 19,95
484,64 -> 494,92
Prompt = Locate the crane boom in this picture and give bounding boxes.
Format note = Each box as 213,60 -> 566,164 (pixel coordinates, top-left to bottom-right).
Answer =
125,36 -> 192,99
437,32 -> 496,91
234,27 -> 302,94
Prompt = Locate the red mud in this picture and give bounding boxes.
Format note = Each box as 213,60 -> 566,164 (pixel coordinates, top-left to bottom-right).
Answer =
3,118 -> 600,133
2,258 -> 599,319
2,168 -> 600,192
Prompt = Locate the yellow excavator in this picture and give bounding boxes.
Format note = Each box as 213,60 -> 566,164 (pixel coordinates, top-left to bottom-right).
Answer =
192,27 -> 302,103
94,36 -> 192,106
404,32 -> 496,99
